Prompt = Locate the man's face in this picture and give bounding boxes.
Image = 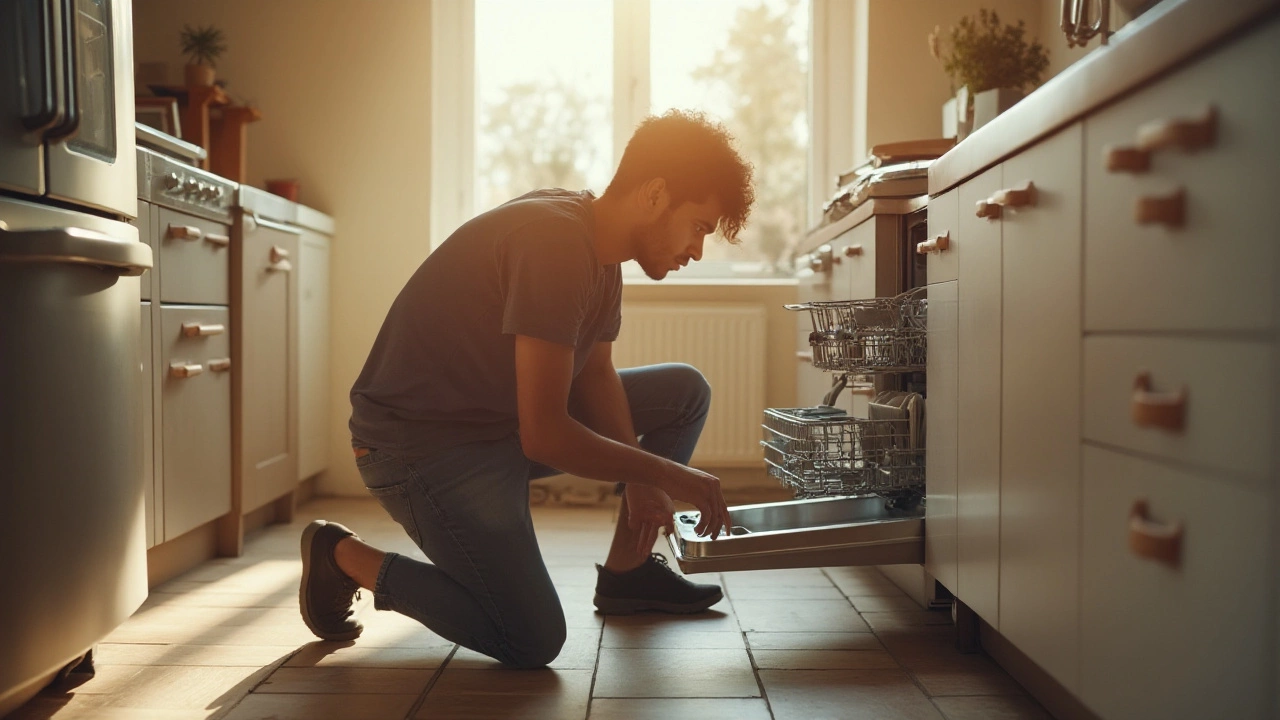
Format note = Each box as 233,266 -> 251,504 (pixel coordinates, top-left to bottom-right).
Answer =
632,196 -> 723,280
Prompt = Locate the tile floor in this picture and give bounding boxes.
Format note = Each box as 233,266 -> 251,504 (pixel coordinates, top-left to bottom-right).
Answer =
12,498 -> 1053,720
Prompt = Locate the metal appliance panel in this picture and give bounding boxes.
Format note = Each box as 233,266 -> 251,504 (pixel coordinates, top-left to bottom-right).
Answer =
157,206 -> 231,305
0,0 -> 48,195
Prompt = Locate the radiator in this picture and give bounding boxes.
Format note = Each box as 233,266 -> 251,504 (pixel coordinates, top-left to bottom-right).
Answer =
612,302 -> 767,467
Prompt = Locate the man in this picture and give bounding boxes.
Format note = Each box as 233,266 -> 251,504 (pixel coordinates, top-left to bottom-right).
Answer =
299,110 -> 755,669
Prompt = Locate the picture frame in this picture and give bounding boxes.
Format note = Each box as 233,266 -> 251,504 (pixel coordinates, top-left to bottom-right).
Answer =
135,96 -> 182,139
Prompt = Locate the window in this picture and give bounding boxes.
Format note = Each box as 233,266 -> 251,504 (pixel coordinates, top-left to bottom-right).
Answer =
434,0 -> 851,280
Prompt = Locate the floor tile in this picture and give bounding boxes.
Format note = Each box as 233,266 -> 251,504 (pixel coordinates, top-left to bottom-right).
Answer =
257,666 -> 433,695
417,668 -> 592,719
8,696 -> 215,720
721,568 -> 836,587
909,656 -> 1028,697
588,697 -> 772,720
62,665 -> 269,712
745,631 -> 884,651
824,567 -> 905,597
602,624 -> 745,649
732,599 -> 869,633
351,611 -> 458,648
851,594 -> 924,612
932,695 -> 1054,719
286,642 -> 454,669
724,582 -> 846,601
759,668 -> 946,720
602,606 -> 740,632
593,647 -> 759,698
861,609 -> 953,632
752,648 -> 902,670
94,643 -> 296,667
450,627 -> 600,670
221,692 -> 418,720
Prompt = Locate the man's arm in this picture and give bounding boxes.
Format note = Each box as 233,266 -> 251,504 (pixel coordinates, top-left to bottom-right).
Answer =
514,334 -> 728,538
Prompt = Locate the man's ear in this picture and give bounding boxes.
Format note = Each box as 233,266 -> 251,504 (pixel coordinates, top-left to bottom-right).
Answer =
638,178 -> 669,216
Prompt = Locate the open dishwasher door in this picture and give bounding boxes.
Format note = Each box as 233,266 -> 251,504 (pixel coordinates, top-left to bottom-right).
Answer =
666,495 -> 923,574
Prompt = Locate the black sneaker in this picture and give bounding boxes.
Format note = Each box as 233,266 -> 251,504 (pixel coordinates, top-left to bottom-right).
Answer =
593,553 -> 724,615
299,520 -> 364,641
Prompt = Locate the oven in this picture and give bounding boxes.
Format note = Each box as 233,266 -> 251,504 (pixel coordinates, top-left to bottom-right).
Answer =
1,0 -> 137,219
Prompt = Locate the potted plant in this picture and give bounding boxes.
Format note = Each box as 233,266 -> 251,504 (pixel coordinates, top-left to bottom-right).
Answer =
929,10 -> 1049,139
180,24 -> 226,88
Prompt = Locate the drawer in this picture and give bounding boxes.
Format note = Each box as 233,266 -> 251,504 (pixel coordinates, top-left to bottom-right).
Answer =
838,220 -> 876,301
1083,19 -> 1280,332
158,207 -> 230,305
160,305 -> 232,540
923,187 -> 957,283
1080,445 -> 1271,720
1083,335 -> 1274,480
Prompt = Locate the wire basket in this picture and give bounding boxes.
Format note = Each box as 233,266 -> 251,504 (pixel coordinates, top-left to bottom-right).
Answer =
788,288 -> 927,373
761,407 -> 924,499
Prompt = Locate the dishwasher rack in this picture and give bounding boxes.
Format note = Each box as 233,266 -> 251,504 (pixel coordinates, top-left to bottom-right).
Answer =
761,407 -> 924,503
787,287 -> 927,374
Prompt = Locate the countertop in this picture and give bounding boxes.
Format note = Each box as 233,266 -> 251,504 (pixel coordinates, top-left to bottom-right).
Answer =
928,0 -> 1280,196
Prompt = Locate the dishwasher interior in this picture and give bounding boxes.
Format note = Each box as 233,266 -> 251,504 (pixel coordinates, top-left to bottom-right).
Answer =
669,202 -> 933,574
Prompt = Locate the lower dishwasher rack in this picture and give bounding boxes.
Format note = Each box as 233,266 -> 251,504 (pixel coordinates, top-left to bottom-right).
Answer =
666,495 -> 924,574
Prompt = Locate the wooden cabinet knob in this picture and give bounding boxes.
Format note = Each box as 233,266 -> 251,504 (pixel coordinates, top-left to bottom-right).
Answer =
269,245 -> 290,263
975,200 -> 1002,219
1137,105 -> 1217,154
204,233 -> 230,247
1134,188 -> 1186,228
167,225 -> 203,241
208,358 -> 232,372
990,182 -> 1037,209
169,362 -> 204,378
1131,371 -> 1187,432
1105,145 -> 1151,173
796,350 -> 814,364
843,244 -> 863,257
916,232 -> 951,254
181,322 -> 225,337
1128,499 -> 1183,568
848,385 -> 875,397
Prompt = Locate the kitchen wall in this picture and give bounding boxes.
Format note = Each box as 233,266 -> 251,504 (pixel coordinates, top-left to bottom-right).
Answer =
133,1 -> 432,496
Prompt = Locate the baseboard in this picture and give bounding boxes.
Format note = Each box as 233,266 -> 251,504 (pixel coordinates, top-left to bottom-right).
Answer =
146,520 -> 219,588
979,619 -> 1102,720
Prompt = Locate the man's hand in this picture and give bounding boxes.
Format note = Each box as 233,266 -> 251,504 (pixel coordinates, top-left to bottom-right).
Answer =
660,465 -> 731,541
625,483 -> 676,555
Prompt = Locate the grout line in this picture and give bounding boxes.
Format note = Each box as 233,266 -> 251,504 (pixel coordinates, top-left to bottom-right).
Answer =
207,646 -> 307,720
741,628 -> 778,719
584,621 -> 605,720
403,644 -> 458,720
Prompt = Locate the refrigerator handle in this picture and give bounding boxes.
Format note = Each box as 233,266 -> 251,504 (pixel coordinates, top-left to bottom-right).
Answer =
12,0 -> 62,136
44,0 -> 79,143
0,225 -> 153,276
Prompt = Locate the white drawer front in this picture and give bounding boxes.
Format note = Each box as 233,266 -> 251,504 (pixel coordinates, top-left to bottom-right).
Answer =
1083,335 -> 1274,480
1081,445 -> 1272,720
1083,19 -> 1280,332
924,188 -> 958,283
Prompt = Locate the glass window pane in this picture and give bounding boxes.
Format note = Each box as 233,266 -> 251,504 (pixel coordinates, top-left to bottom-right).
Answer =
474,0 -> 613,214
650,0 -> 810,276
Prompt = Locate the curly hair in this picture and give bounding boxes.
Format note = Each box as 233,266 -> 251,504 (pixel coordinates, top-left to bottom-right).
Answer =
604,110 -> 755,244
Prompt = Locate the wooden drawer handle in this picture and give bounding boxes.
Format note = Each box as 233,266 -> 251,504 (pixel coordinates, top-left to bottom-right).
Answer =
1128,499 -> 1183,568
267,259 -> 293,273
269,245 -> 290,263
974,200 -> 1001,219
843,244 -> 863,257
916,232 -> 950,254
181,322 -> 225,337
796,350 -> 814,363
204,233 -> 230,247
168,225 -> 203,241
208,357 -> 232,372
1134,188 -> 1185,228
1105,145 -> 1151,173
849,385 -> 875,397
1131,371 -> 1187,432
169,362 -> 203,378
1137,105 -> 1217,154
989,182 -> 1037,209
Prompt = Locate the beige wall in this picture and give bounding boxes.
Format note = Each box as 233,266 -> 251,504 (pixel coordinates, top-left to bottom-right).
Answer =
132,0 -> 432,496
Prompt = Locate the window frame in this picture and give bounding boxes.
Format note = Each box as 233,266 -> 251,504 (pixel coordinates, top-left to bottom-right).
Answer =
430,0 -> 856,272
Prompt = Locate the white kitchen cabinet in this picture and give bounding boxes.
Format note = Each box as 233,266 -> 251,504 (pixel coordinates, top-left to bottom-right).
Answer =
956,163 -> 1004,629
1080,445 -> 1271,720
998,124 -> 1084,691
297,228 -> 332,481
1083,19 -> 1280,333
923,187 -> 957,284
924,279 -> 958,594
140,302 -> 154,549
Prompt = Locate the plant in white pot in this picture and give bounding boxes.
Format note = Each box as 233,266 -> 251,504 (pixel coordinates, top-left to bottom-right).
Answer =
930,10 -> 1049,139
180,24 -> 226,88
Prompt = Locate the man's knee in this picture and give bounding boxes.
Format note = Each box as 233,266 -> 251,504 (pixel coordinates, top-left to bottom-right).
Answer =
669,363 -> 711,418
500,616 -> 566,669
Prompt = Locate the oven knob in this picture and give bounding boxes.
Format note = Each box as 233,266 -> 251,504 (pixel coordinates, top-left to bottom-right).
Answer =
212,187 -> 225,201
184,178 -> 200,196
163,173 -> 181,191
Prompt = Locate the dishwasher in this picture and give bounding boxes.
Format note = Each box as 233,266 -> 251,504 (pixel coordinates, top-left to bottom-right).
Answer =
668,189 -> 933,575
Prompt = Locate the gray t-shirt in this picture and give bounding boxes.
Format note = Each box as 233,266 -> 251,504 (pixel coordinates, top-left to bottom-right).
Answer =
349,189 -> 622,459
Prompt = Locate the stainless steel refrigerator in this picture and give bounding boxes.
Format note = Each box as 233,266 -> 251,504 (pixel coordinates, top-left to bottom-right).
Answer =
0,0 -> 152,714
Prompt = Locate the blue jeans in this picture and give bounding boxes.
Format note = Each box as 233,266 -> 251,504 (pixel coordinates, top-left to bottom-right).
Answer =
354,363 -> 710,668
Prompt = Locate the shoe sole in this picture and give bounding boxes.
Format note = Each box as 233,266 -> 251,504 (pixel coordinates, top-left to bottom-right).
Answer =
299,521 -> 363,642
591,590 -> 724,616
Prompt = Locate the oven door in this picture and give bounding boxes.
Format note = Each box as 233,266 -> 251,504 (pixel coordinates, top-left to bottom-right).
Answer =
0,0 -> 136,218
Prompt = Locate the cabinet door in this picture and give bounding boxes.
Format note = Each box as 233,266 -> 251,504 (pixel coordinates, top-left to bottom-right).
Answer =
924,188 -> 957,283
957,164 -> 1004,628
924,280 -> 958,593
1000,125 -> 1084,691
237,219 -> 299,512
141,303 -> 154,548
138,202 -> 154,302
297,230 -> 331,481
161,305 -> 233,540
